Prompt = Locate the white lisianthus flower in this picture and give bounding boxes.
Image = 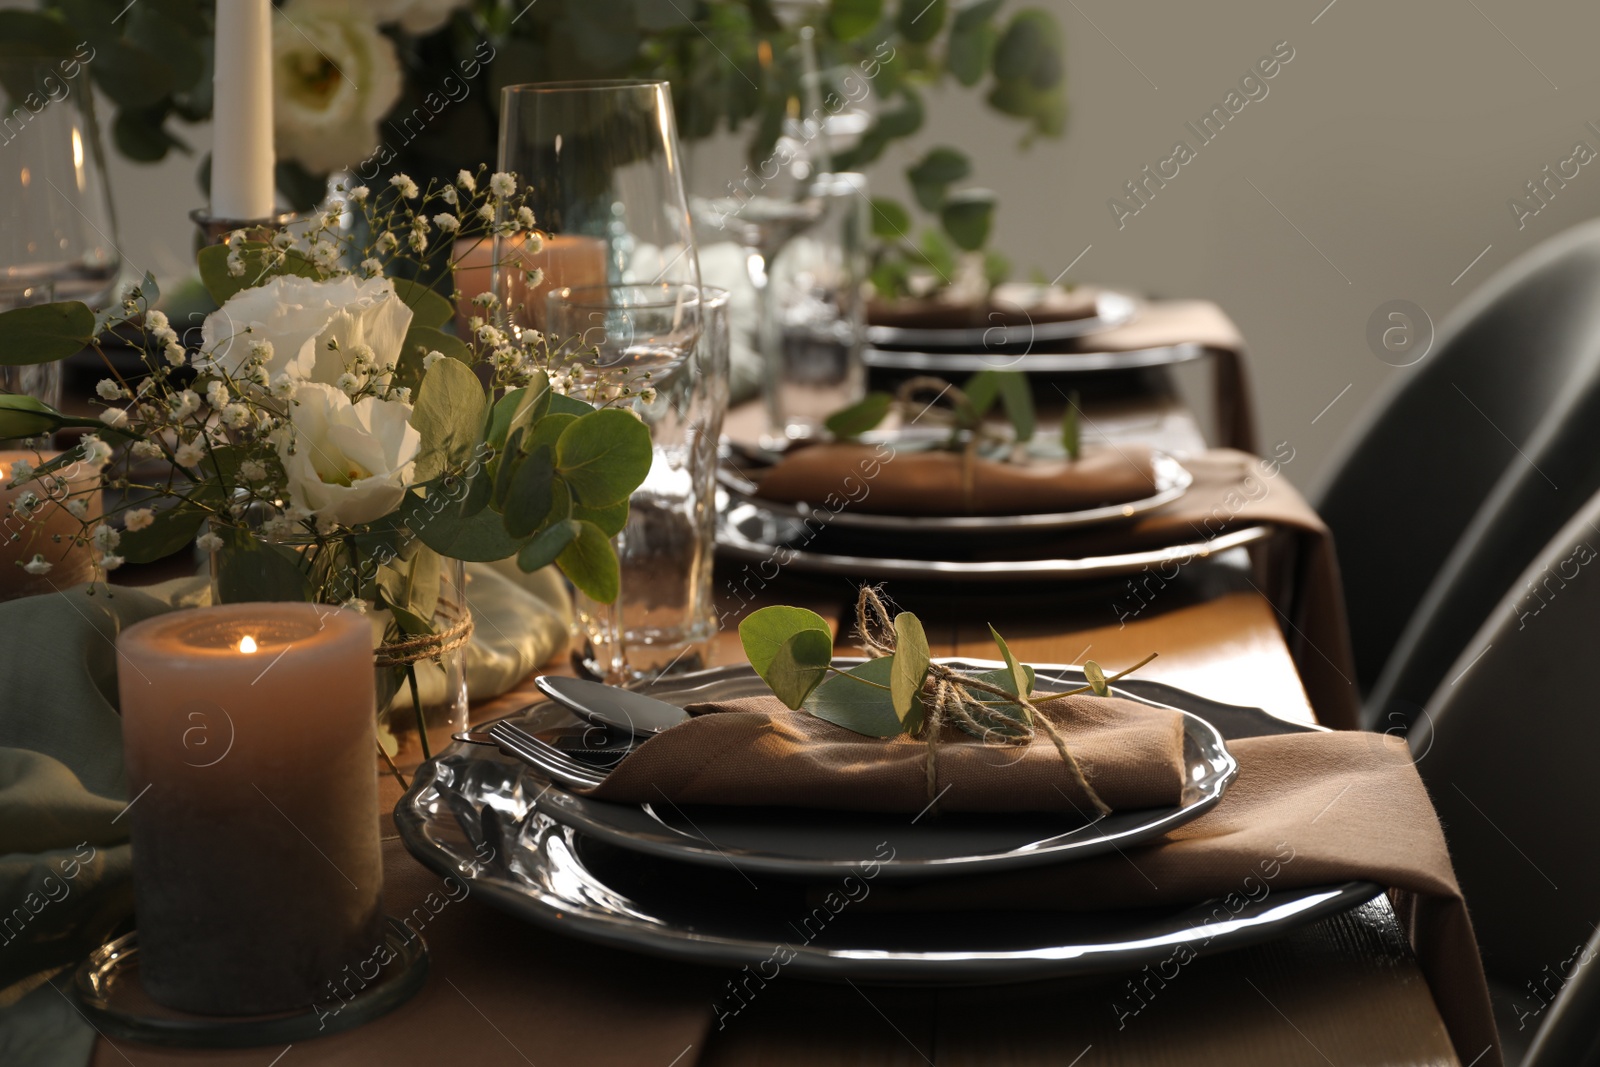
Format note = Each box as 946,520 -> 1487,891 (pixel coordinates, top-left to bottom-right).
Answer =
364,0 -> 470,33
124,508 -> 155,532
22,554 -> 51,576
196,531 -> 225,553
200,275 -> 413,389
490,172 -> 516,198
389,173 -> 420,199
276,382 -> 420,528
272,0 -> 402,173
433,212 -> 459,234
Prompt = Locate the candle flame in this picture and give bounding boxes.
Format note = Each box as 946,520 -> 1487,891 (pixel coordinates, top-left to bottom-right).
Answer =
238,635 -> 258,654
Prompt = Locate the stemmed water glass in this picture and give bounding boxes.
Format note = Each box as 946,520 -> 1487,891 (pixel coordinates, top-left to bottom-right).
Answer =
545,283 -> 709,683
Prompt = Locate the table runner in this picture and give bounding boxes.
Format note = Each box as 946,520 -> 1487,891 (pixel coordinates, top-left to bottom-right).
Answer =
859,730 -> 1502,1067
1062,299 -> 1258,453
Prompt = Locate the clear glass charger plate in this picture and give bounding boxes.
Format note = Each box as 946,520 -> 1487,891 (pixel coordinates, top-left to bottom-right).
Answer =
394,663 -> 1384,983
717,449 -> 1193,535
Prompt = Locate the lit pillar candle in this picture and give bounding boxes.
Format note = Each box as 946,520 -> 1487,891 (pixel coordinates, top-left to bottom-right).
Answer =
117,603 -> 383,1015
0,450 -> 101,602
211,0 -> 276,219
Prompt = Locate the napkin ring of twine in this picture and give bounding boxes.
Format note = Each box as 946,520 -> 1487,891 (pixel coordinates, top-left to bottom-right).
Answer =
374,600 -> 474,668
855,587 -> 1111,817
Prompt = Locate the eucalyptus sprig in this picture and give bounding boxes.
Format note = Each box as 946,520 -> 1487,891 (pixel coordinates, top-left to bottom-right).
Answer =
739,586 -> 1157,812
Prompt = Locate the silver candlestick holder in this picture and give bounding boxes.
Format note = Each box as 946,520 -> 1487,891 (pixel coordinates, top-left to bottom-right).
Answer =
190,208 -> 303,248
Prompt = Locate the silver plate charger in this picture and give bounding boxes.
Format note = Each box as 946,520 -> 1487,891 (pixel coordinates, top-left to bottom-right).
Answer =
865,289 -> 1139,351
715,500 -> 1273,582
718,450 -> 1192,535
864,340 -> 1208,376
505,660 -> 1235,879
395,665 -> 1383,984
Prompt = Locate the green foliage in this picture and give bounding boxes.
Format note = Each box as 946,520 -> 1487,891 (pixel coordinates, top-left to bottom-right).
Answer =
828,0 -> 885,41
1061,388 -> 1081,459
554,408 -> 653,507
907,147 -> 972,212
0,395 -> 133,442
940,188 -> 996,251
806,656 -> 913,737
556,519 -> 620,601
391,278 -> 454,329
410,358 -> 487,483
197,243 -> 319,305
891,611 -> 930,720
0,302 -> 96,366
824,392 -> 892,439
740,604 -> 834,699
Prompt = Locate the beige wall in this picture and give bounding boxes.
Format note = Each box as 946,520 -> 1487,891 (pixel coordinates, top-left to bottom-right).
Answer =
105,0 -> 1600,484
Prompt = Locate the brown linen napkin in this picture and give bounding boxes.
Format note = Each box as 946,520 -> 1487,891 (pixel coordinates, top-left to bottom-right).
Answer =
583,692 -> 1187,814
852,730 -> 1502,1067
1068,300 -> 1258,453
1062,448 -> 1360,731
752,443 -> 1160,516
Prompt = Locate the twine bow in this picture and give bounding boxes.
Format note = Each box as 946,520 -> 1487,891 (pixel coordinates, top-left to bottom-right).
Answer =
854,587 -> 1112,817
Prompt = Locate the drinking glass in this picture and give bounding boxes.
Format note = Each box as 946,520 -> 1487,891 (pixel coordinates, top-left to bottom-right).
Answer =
0,280 -> 61,441
494,80 -> 699,337
764,172 -> 869,441
0,57 -> 121,308
547,285 -> 728,683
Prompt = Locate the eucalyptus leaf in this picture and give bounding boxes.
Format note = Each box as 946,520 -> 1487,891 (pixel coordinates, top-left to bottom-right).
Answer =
804,656 -> 912,738
492,427 -> 525,510
197,242 -> 320,305
890,611 -> 930,720
993,369 -> 1035,442
411,358 -> 486,483
827,0 -> 883,41
987,623 -> 1032,722
390,278 -> 453,329
557,519 -> 620,602
524,411 -> 578,451
555,408 -> 652,507
869,198 -> 912,240
213,532 -> 311,604
947,21 -> 998,86
907,147 -> 970,212
573,497 -> 629,538
1083,660 -> 1110,698
0,395 -> 134,442
503,442 -> 555,538
824,392 -> 892,439
941,188 -> 996,252
400,486 -> 525,562
764,629 -> 834,709
518,519 -> 577,572
116,504 -> 207,565
394,326 -> 470,393
0,301 -> 95,366
739,604 -> 834,680
897,0 -> 946,42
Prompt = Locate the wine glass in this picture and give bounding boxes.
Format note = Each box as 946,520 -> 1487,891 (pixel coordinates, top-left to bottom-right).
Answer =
545,283 -> 713,683
0,57 -> 122,308
493,80 -> 699,339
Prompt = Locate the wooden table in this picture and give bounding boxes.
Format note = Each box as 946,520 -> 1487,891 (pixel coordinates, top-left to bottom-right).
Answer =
91,375 -> 1462,1067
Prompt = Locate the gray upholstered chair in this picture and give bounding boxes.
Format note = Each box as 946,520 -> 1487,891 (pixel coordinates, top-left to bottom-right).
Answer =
1409,487 -> 1600,1064
1315,219 -> 1600,720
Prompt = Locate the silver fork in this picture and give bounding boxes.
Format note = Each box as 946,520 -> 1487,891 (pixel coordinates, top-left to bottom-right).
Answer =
486,721 -> 609,790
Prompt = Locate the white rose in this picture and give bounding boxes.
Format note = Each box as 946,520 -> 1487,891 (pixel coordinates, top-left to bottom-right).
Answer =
277,382 -> 420,528
200,275 -> 413,388
364,0 -> 470,34
272,0 -> 402,173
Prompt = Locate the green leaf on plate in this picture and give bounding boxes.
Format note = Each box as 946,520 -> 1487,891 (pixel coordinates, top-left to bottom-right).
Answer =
891,611 -> 930,720
740,605 -> 834,682
1084,660 -> 1110,697
824,392 -> 892,439
805,656 -> 915,738
987,623 -> 1033,722
0,301 -> 95,366
557,519 -> 620,602
765,628 -> 834,709
555,408 -> 652,507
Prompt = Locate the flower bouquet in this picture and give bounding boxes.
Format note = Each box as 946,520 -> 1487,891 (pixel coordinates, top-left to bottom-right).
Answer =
0,167 -> 655,757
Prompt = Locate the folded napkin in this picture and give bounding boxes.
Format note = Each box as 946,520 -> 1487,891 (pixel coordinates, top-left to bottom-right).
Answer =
1064,449 -> 1359,730
854,730 -> 1501,1067
752,443 -> 1160,516
583,692 -> 1187,814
